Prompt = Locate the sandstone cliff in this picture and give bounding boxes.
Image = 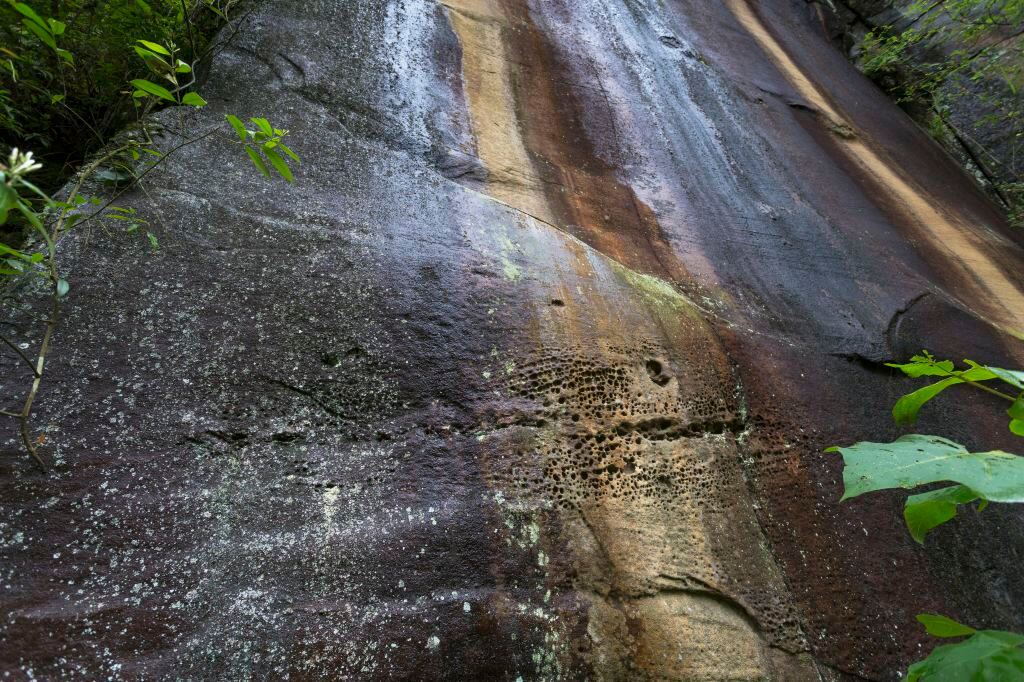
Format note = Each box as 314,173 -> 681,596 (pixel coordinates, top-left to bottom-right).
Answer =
3,1 -> 1024,679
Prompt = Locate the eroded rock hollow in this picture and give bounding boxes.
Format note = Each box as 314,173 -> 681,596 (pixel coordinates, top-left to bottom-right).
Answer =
3,1 -> 1024,679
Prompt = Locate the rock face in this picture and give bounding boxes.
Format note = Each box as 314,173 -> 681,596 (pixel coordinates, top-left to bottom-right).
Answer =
816,0 -> 1024,217
2,0 -> 1024,679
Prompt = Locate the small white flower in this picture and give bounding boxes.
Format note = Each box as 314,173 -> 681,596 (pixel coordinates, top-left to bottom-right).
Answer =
4,147 -> 43,177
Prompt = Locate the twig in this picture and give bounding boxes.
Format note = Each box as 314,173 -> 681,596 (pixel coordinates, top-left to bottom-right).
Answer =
72,125 -> 221,231
0,332 -> 41,377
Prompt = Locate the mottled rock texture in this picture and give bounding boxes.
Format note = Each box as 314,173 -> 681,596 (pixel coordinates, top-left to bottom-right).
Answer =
3,0 -> 1024,680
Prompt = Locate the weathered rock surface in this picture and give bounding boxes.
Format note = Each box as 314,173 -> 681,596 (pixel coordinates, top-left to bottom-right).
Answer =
3,0 -> 1024,679
816,0 -> 1024,215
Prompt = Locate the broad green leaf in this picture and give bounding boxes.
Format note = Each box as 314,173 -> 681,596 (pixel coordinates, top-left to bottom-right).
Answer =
226,114 -> 248,142
55,47 -> 73,64
916,614 -> 977,638
55,278 -> 69,298
907,630 -> 1024,681
134,46 -> 170,71
905,485 -> 979,544
1009,399 -> 1024,421
137,39 -> 171,55
47,19 -> 65,36
250,117 -> 273,136
175,60 -> 192,73
130,79 -> 175,102
827,434 -> 1024,503
1011,420 -> 1024,437
50,93 -> 64,104
181,92 -> 207,107
263,148 -> 294,182
244,146 -> 269,178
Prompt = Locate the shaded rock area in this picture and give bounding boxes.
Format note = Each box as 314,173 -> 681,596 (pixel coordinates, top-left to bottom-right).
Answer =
813,0 -> 1024,216
3,0 -> 1024,679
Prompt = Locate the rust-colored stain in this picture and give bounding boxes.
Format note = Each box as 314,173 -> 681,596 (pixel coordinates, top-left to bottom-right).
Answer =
443,0 -> 689,286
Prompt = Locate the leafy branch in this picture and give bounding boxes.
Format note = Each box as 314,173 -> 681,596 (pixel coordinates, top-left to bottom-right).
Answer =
827,347 -> 1024,678
1,2 -> 302,473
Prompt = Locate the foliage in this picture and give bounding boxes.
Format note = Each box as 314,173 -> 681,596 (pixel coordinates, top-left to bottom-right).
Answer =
908,615 -> 1024,681
828,434 -> 1024,542
828,348 -> 1024,678
1,0 -> 301,471
857,0 -> 1024,224
885,352 -> 1024,433
0,0 -> 236,193
226,115 -> 300,182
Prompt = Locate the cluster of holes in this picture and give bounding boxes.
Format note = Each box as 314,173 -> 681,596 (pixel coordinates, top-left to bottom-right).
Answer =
497,342 -> 742,511
490,343 -> 806,651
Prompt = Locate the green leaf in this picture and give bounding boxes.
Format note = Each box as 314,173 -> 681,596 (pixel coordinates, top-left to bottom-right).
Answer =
829,434 -> 1024,503
146,232 -> 159,250
47,18 -> 65,36
278,143 -> 300,163
181,92 -> 207,107
1010,399 -> 1024,422
50,93 -> 64,104
907,630 -> 1024,682
888,356 -> 955,377
263,147 -> 294,182
250,117 -> 273,136
22,19 -> 56,50
893,377 -> 962,425
988,367 -> 1024,390
244,146 -> 269,178
130,79 -> 176,102
0,242 -> 32,261
13,3 -> 49,32
175,60 -> 192,73
916,614 -> 977,638
226,114 -> 248,142
55,47 -> 73,64
904,485 -> 979,544
891,365 -> 998,425
56,278 -> 69,298
134,46 -> 170,71
1011,420 -> 1024,437
0,184 -> 18,224
137,39 -> 171,55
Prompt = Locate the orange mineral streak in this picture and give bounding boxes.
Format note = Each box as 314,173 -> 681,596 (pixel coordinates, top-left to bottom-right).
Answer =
726,0 -> 1024,335
441,0 -> 691,286
444,4 -> 821,679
